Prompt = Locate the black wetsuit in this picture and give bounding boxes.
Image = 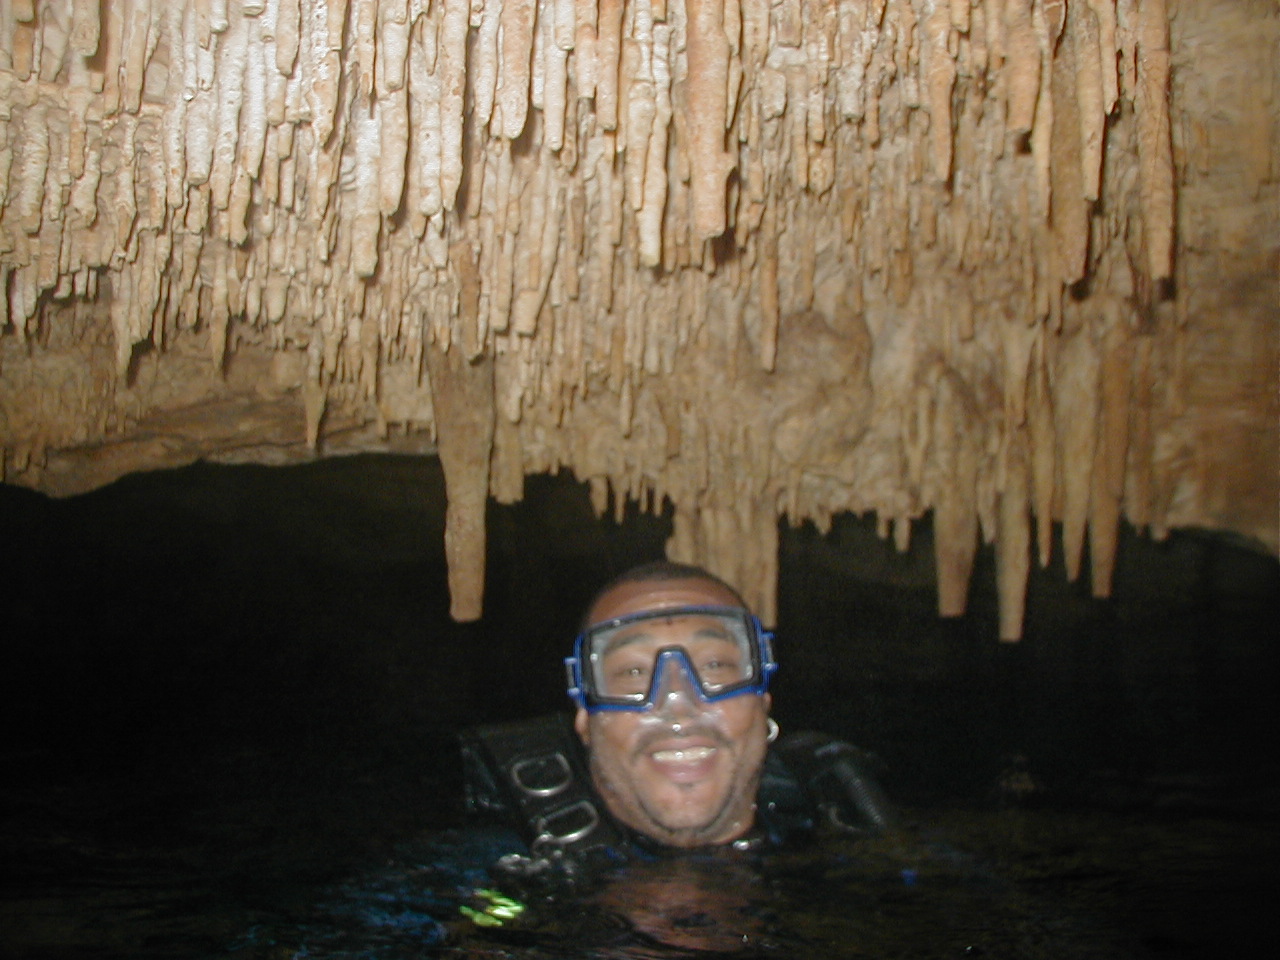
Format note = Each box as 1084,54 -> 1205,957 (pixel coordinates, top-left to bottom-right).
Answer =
459,714 -> 895,880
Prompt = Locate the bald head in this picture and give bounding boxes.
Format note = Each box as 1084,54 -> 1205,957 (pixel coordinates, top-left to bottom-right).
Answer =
582,561 -> 748,629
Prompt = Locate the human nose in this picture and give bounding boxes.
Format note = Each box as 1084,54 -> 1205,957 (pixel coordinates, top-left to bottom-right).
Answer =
651,651 -> 702,717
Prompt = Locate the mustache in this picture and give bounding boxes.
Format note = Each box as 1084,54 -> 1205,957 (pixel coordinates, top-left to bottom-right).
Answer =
634,720 -> 731,756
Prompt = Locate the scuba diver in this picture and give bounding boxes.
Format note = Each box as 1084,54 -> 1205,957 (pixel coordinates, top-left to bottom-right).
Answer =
264,566 -> 1043,957
237,565 -> 1117,957
462,561 -> 896,881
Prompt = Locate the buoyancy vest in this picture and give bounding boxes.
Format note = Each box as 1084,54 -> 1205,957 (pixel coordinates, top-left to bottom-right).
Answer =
459,714 -> 895,872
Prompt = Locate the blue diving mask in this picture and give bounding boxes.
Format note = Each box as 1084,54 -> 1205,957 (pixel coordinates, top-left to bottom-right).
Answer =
566,605 -> 777,712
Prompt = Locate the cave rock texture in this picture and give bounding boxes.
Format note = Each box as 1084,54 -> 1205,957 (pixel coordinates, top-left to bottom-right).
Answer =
1,0 -> 1276,635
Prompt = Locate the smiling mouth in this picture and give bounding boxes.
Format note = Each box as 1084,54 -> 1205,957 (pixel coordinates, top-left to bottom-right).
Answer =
652,745 -> 717,764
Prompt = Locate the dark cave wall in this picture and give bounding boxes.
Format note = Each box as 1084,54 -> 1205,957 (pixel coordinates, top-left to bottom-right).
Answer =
2,454 -> 1277,813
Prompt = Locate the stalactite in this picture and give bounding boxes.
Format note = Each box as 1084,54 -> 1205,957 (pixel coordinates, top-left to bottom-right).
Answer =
684,0 -> 735,240
439,0 -> 467,209
70,0 -> 100,57
1134,0 -> 1174,283
1050,21 -> 1089,283
595,0 -> 624,129
638,18 -> 671,268
1055,317 -> 1100,582
1005,0 -> 1041,138
931,367 -> 982,617
1,0 -> 1268,638
1075,0 -> 1105,202
379,84 -> 409,215
997,426 -> 1032,641
12,100 -> 47,235
921,0 -> 956,183
1027,335 -> 1057,568
1090,301 -> 1132,597
497,0 -> 536,140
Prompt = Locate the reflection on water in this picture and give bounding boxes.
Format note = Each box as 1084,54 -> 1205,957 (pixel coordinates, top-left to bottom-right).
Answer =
210,823 -> 1128,958
5,761 -> 1275,960
590,857 -> 781,954
2,458 -> 1277,958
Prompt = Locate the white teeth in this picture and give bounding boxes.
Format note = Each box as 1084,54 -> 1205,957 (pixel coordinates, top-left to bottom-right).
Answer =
653,746 -> 715,763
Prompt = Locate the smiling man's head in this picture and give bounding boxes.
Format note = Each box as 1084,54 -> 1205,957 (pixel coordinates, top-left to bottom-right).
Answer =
568,563 -> 775,848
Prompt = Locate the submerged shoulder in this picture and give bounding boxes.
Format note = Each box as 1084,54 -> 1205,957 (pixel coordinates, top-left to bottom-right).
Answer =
765,730 -> 897,837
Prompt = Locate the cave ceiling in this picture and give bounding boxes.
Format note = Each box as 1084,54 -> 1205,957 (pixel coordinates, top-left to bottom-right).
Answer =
1,0 -> 1276,637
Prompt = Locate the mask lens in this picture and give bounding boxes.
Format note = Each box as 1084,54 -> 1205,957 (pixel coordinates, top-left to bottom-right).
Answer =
585,608 -> 757,704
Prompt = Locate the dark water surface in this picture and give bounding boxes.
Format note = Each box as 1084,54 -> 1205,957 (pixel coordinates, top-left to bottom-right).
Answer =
2,456 -> 1277,958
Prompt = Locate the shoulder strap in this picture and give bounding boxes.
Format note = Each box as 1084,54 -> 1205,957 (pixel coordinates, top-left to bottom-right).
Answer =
459,714 -> 628,864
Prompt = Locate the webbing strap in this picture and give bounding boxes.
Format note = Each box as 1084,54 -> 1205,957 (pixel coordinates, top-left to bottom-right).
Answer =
459,714 -> 627,862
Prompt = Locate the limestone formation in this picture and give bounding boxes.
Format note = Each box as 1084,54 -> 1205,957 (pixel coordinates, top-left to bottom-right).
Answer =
2,0 -> 1276,638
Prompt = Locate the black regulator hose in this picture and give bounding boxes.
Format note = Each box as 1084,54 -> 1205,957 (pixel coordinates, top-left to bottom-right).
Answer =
774,731 -> 897,835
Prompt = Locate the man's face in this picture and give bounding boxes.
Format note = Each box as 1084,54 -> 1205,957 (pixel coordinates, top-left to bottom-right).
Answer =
573,577 -> 772,848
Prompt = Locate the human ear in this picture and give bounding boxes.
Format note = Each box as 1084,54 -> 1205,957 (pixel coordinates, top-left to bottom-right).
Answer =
574,707 -> 591,745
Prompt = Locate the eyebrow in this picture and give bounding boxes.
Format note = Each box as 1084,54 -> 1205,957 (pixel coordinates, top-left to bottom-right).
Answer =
599,624 -> 736,656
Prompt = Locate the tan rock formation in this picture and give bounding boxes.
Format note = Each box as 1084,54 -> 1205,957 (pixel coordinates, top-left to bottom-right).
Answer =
1,0 -> 1276,637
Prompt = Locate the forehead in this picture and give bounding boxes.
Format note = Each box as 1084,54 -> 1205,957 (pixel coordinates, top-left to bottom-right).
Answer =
586,577 -> 745,627
597,612 -> 743,653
